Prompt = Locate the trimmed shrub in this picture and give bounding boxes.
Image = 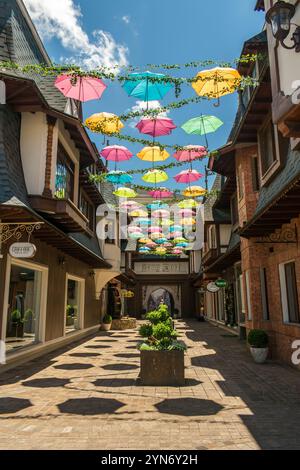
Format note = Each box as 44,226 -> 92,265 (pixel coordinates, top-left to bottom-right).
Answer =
139,323 -> 153,338
248,329 -> 268,348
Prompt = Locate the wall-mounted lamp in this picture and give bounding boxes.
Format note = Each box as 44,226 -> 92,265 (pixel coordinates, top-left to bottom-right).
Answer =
58,256 -> 66,266
89,270 -> 96,278
266,1 -> 300,52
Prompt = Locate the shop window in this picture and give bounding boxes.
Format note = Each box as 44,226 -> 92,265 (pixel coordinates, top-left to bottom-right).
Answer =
259,118 -> 276,176
65,276 -> 85,334
279,261 -> 300,324
55,143 -> 75,200
251,156 -> 260,192
4,261 -> 48,353
80,191 -> 95,230
105,222 -> 115,245
260,268 -> 270,320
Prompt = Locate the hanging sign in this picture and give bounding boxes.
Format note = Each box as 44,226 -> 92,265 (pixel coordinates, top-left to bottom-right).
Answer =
9,242 -> 36,259
215,279 -> 228,288
206,282 -> 220,293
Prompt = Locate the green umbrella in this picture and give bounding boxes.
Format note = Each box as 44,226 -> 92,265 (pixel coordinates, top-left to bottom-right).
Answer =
181,115 -> 223,148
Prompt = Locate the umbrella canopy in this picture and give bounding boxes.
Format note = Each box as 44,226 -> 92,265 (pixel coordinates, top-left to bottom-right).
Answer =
128,226 -> 143,233
173,145 -> 208,162
123,71 -> 173,101
170,231 -> 183,239
176,242 -> 189,248
100,145 -> 133,162
181,115 -> 223,137
137,146 -> 170,162
129,232 -> 144,240
151,232 -> 164,240
155,247 -> 167,254
129,209 -> 149,217
146,241 -> 157,248
142,169 -> 168,184
156,238 -> 168,244
192,67 -> 241,103
85,112 -> 124,134
136,218 -> 151,226
136,118 -> 176,137
178,209 -> 194,217
113,187 -> 137,198
148,188 -> 174,199
183,185 -> 206,197
139,238 -> 152,244
177,199 -> 199,209
173,248 -> 183,255
147,201 -> 169,210
152,209 -> 170,218
106,171 -> 132,185
170,225 -> 183,232
180,218 -> 196,226
139,246 -> 151,252
120,200 -> 142,210
149,226 -> 163,233
55,75 -> 107,102
174,169 -> 202,184
160,219 -> 174,227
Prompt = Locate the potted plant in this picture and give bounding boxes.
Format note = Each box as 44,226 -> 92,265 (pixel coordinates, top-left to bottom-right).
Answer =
138,303 -> 186,386
66,305 -> 75,326
248,329 -> 269,364
101,314 -> 112,331
10,309 -> 24,338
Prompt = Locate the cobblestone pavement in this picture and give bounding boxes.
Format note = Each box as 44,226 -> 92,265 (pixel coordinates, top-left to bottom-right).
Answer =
0,320 -> 300,450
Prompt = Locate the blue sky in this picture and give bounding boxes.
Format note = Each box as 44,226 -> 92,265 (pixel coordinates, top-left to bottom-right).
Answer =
25,0 -> 265,190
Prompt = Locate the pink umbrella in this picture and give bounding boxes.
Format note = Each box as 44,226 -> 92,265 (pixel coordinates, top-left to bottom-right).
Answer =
100,145 -> 133,162
149,226 -> 162,233
55,74 -> 107,102
170,231 -> 183,239
173,145 -> 208,162
146,241 -> 157,248
178,209 -> 195,217
128,226 -> 143,233
174,169 -> 203,184
152,209 -> 170,218
173,248 -> 183,255
148,188 -> 174,199
136,118 -> 176,137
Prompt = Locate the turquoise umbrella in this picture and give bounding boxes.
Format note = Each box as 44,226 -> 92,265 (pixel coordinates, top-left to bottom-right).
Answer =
106,171 -> 132,184
181,115 -> 223,148
123,71 -> 173,105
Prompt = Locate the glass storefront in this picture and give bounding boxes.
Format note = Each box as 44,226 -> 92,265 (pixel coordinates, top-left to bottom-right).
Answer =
65,277 -> 83,333
5,263 -> 43,352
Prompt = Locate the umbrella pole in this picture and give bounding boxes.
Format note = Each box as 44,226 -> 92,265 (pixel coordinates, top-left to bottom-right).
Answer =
214,75 -> 220,108
201,114 -> 209,149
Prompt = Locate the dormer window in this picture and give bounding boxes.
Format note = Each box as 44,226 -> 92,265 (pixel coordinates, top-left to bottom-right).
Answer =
55,143 -> 75,201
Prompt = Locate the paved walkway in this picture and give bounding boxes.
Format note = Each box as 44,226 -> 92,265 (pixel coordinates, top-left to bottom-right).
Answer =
0,321 -> 300,450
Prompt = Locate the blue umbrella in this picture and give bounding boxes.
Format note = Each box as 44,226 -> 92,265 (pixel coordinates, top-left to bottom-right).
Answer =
139,246 -> 151,253
176,242 -> 189,248
136,218 -> 151,225
156,238 -> 168,244
106,171 -> 132,185
147,201 -> 169,210
123,71 -> 173,102
170,225 -> 183,232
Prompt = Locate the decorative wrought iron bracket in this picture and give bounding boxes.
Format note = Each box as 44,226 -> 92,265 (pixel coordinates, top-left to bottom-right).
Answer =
0,222 -> 44,245
255,225 -> 298,244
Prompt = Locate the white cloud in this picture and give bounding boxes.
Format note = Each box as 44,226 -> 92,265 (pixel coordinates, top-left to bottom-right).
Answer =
129,100 -> 170,128
24,0 -> 129,70
121,15 -> 130,25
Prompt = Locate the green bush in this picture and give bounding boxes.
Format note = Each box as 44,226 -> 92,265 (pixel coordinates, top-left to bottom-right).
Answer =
248,329 -> 268,348
152,322 -> 176,341
11,310 -> 22,324
146,303 -> 170,324
139,323 -> 153,338
102,314 -> 112,324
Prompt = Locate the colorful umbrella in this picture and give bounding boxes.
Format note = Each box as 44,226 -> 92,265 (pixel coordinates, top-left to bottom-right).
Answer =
100,145 -> 133,162
136,118 -> 176,137
192,67 -> 242,106
183,186 -> 206,197
146,241 -> 157,248
128,226 -> 143,233
178,209 -> 194,217
173,248 -> 183,255
177,199 -> 199,209
85,112 -> 124,134
152,209 -> 170,218
114,187 -> 137,198
129,209 -> 149,217
170,225 -> 183,232
147,202 -> 169,210
173,145 -> 208,162
156,238 -> 168,244
174,237 -> 188,244
181,115 -> 223,147
155,247 -> 167,255
174,169 -> 202,184
149,226 -> 163,233
120,200 -> 142,210
106,171 -> 132,185
55,75 -> 107,102
137,146 -> 170,163
148,188 -> 174,199
142,169 -> 168,184
129,232 -> 144,240
139,238 -> 152,244
123,71 -> 173,102
160,219 -> 174,226
151,232 -> 163,240
139,246 -> 151,253
136,218 -> 151,226
176,242 -> 189,248
170,231 -> 183,239
180,218 -> 196,226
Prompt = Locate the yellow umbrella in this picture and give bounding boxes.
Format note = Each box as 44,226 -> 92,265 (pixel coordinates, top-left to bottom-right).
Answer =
85,112 -> 124,134
142,169 -> 168,184
129,209 -> 148,217
183,186 -> 207,197
113,187 -> 137,198
177,199 -> 199,209
160,219 -> 174,226
139,238 -> 152,244
192,67 -> 241,106
155,247 -> 167,255
137,146 -> 170,162
180,218 -> 196,226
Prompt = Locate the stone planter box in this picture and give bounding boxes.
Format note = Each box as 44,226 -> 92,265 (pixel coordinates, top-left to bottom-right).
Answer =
112,317 -> 137,331
140,349 -> 185,386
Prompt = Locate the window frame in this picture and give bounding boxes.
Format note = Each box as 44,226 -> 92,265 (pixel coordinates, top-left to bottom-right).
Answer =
279,260 -> 300,325
64,274 -> 85,336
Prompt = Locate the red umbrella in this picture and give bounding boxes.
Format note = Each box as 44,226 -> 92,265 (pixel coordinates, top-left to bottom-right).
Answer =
55,74 -> 107,102
136,118 -> 176,137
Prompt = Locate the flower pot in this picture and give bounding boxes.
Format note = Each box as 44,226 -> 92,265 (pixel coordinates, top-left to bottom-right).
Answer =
250,347 -> 269,364
140,349 -> 185,386
101,323 -> 112,331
